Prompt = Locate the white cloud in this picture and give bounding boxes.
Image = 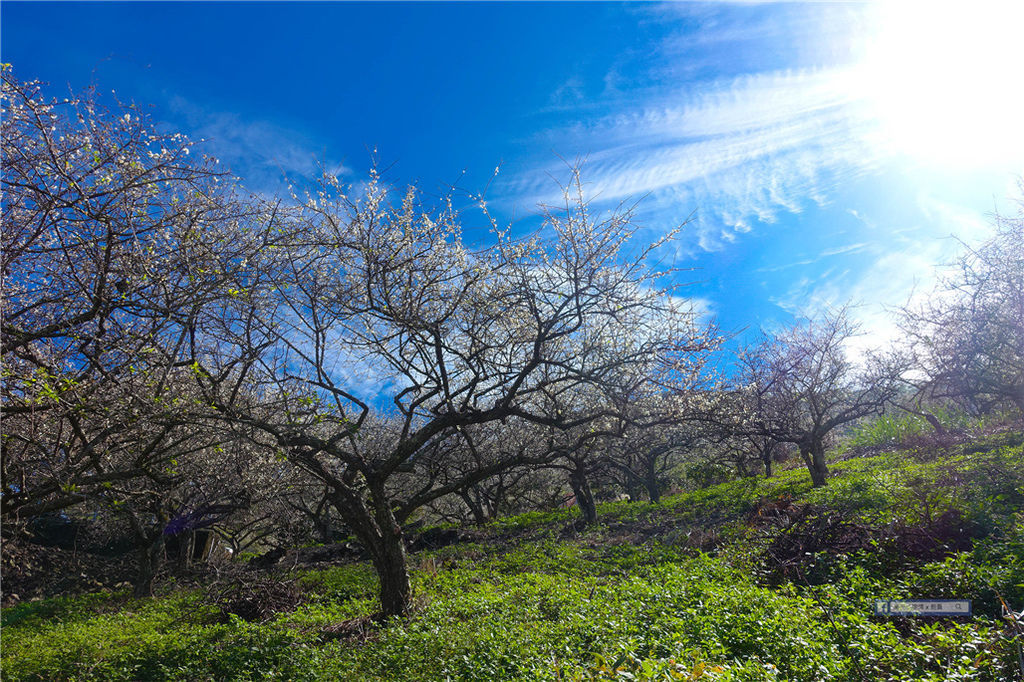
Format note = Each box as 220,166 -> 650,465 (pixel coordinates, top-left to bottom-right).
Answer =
167,95 -> 351,192
767,227 -> 963,365
819,242 -> 869,257
915,192 -> 995,246
499,65 -> 882,256
671,294 -> 716,324
548,76 -> 587,110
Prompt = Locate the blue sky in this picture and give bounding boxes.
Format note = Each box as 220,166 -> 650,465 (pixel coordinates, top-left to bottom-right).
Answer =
4,1 -> 1023,352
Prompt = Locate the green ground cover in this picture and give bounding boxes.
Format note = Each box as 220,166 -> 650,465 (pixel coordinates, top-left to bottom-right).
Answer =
3,435 -> 1023,681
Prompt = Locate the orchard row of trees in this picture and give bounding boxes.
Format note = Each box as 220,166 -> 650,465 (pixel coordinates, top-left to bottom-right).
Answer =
3,70 -> 1022,616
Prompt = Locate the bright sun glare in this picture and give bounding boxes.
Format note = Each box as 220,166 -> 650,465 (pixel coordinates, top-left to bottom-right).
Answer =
856,2 -> 1024,168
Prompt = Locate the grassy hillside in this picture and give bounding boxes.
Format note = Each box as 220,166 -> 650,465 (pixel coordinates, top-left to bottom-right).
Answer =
3,432 -> 1023,681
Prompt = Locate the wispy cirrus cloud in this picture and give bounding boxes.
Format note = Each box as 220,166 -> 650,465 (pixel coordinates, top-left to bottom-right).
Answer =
167,95 -> 351,192
499,64 -> 882,254
766,215 -> 971,363
756,242 -> 872,273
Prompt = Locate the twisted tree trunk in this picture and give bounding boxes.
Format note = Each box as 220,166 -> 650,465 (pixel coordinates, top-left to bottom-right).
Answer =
800,440 -> 829,488
331,487 -> 412,618
569,470 -> 597,524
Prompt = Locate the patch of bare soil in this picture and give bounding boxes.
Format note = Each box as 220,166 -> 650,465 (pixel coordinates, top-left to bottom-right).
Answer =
1,535 -> 137,606
319,615 -> 379,643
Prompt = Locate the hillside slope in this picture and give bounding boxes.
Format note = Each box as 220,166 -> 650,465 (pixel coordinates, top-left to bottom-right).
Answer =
3,433 -> 1023,681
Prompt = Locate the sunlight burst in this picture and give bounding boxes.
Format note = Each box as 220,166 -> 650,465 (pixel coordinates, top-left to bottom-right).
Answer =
856,2 -> 1024,168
